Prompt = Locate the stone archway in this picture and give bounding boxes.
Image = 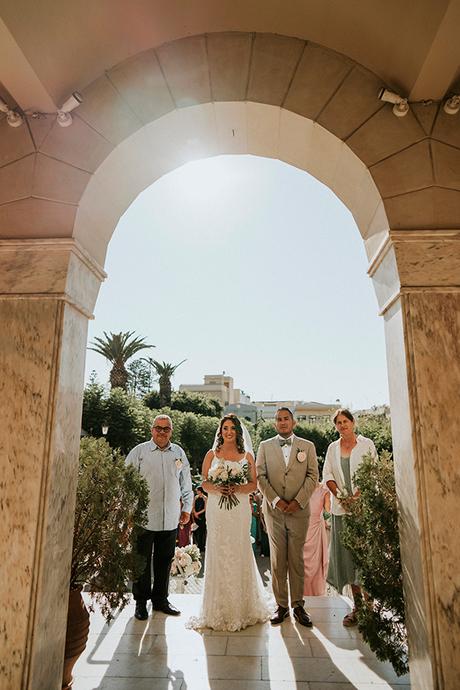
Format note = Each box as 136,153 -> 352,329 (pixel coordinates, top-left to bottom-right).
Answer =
1,33 -> 459,690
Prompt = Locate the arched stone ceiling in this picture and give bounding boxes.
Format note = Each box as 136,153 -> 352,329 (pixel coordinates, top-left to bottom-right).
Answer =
0,0 -> 459,108
0,32 -> 459,265
74,102 -> 386,265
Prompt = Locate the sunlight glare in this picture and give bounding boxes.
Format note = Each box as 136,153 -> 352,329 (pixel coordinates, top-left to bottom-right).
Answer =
170,156 -> 242,209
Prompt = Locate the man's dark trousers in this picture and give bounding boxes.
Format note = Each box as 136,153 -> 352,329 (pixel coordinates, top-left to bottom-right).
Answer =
133,528 -> 177,604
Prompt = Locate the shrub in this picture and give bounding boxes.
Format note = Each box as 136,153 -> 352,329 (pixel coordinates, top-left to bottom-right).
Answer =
342,451 -> 408,676
104,388 -> 153,454
82,385 -> 153,454
356,414 -> 393,455
144,390 -> 223,418
71,437 -> 149,620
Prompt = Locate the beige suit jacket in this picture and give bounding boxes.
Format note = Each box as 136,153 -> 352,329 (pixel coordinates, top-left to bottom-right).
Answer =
256,435 -> 318,513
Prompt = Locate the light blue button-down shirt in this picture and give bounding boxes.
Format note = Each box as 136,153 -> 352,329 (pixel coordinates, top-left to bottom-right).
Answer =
125,440 -> 193,531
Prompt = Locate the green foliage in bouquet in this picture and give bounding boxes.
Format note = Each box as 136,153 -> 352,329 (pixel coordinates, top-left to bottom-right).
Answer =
341,451 -> 408,676
70,437 -> 149,620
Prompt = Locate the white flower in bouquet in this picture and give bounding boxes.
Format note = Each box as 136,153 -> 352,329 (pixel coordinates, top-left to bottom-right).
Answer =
184,544 -> 200,559
208,465 -> 223,481
207,459 -> 251,510
178,552 -> 192,568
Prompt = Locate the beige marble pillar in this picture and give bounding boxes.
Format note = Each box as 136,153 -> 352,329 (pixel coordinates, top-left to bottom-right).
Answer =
369,230 -> 460,690
0,239 -> 105,690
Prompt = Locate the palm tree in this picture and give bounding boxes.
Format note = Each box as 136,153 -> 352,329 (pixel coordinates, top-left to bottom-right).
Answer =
145,359 -> 186,407
89,331 -> 154,390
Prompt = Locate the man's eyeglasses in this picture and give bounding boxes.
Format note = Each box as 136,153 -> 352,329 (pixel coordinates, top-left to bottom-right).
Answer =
153,425 -> 172,433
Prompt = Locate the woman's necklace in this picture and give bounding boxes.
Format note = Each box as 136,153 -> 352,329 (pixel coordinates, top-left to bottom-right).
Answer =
340,435 -> 357,454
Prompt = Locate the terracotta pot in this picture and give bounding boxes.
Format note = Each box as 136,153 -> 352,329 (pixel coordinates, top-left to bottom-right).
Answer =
62,589 -> 90,689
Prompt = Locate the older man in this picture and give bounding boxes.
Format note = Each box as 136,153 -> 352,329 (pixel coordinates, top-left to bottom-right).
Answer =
256,407 -> 318,626
126,414 -> 193,620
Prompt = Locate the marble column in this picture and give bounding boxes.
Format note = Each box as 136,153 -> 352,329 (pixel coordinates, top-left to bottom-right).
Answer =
369,230 -> 460,690
0,239 -> 105,690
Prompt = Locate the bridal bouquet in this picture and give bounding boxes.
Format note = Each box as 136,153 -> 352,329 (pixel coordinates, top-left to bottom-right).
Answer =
207,460 -> 250,510
170,544 -> 202,579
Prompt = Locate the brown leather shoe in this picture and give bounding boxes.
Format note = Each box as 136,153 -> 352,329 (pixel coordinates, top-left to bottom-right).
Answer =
292,606 -> 313,627
270,605 -> 289,625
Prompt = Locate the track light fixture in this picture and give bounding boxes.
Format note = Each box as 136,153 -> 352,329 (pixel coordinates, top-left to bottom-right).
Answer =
444,94 -> 460,115
0,97 -> 24,127
57,91 -> 83,127
378,88 -> 410,117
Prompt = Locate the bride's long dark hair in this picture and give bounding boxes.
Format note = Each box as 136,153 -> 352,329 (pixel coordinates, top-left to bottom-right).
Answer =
216,414 -> 245,454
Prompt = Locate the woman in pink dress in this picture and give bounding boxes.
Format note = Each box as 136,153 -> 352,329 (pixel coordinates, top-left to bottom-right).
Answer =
303,484 -> 331,596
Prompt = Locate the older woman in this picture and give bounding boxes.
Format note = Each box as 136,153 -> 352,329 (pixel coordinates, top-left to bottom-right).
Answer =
322,408 -> 377,626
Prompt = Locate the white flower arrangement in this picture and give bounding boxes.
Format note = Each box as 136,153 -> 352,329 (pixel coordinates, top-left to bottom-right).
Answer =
207,460 -> 250,510
170,544 -> 202,579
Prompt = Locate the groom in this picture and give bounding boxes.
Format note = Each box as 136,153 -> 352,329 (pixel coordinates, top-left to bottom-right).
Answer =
256,407 -> 318,626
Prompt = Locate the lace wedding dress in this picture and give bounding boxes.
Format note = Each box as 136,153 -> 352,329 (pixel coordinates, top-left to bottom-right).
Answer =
188,458 -> 272,631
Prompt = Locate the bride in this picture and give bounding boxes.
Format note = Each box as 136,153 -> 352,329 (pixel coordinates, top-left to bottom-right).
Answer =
188,414 -> 272,631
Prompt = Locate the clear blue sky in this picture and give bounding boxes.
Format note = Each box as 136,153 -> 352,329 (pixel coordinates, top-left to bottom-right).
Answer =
85,154 -> 389,410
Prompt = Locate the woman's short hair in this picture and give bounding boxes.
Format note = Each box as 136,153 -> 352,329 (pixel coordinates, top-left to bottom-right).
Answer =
332,408 -> 355,425
216,413 -> 245,454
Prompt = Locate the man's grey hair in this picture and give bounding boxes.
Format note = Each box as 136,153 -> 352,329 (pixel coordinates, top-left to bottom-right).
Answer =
152,414 -> 173,428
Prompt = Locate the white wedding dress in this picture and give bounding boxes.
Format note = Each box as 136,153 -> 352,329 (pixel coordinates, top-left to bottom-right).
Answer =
188,457 -> 272,631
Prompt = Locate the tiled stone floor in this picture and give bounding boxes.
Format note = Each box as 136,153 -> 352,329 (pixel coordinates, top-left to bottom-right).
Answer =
73,592 -> 411,690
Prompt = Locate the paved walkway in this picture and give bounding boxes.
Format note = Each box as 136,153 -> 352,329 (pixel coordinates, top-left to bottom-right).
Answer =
73,592 -> 411,690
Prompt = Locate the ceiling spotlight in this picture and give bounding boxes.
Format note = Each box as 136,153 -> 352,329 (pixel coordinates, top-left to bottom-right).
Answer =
444,94 -> 460,115
378,87 -> 410,117
0,97 -> 24,127
57,91 -> 83,127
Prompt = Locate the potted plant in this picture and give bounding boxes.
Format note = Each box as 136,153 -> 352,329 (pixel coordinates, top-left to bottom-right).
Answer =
63,436 -> 148,689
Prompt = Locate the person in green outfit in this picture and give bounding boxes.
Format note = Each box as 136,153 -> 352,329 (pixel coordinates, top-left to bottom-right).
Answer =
322,408 -> 377,626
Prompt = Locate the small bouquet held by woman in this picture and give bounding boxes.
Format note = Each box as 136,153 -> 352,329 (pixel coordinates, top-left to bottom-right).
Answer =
207,459 -> 251,509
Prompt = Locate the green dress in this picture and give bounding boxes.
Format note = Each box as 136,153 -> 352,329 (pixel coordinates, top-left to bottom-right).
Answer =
326,456 -> 359,593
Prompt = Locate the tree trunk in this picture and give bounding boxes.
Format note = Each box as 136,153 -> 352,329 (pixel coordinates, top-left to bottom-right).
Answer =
110,363 -> 128,390
159,374 -> 172,407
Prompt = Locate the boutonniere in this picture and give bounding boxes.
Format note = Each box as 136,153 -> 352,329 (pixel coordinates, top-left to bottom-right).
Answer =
296,450 -> 307,463
175,458 -> 183,470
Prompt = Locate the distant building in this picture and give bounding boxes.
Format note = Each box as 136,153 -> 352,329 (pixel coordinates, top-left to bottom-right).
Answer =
224,402 -> 259,424
179,373 -> 248,407
180,373 -> 340,424
354,404 -> 390,418
255,400 -> 339,422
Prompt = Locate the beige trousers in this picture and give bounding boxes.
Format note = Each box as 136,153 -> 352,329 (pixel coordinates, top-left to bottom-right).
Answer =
264,505 -> 310,608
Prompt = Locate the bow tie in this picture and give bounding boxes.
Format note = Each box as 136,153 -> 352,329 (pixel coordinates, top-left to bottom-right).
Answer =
279,438 -> 292,447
